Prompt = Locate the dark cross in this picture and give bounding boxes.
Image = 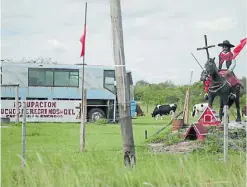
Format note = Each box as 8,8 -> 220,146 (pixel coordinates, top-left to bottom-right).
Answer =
197,35 -> 215,60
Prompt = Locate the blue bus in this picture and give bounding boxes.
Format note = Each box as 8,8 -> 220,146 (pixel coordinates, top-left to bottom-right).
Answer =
0,61 -> 136,122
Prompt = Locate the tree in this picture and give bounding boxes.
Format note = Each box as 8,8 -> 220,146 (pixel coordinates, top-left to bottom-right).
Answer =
135,80 -> 149,87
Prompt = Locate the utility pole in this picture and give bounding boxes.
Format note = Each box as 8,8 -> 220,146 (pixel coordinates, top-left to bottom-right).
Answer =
109,0 -> 136,167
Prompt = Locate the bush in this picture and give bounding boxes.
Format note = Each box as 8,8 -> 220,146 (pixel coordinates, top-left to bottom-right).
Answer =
145,127 -> 183,145
93,118 -> 108,125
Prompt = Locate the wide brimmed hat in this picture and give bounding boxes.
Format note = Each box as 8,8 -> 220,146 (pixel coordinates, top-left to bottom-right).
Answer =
218,40 -> 235,48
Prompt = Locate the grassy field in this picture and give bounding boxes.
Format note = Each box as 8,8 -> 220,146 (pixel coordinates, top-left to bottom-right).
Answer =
1,116 -> 246,187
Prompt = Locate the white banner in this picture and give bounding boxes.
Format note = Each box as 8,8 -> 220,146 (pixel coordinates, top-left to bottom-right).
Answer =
0,100 -> 82,122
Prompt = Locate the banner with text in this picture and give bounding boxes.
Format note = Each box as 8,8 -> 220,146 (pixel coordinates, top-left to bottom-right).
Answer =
0,100 -> 82,122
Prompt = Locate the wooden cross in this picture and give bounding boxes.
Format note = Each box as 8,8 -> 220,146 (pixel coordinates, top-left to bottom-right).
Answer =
197,35 -> 215,60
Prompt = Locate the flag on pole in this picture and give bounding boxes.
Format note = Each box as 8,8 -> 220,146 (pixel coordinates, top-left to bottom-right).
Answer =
80,25 -> 86,57
232,37 -> 247,59
80,2 -> 87,57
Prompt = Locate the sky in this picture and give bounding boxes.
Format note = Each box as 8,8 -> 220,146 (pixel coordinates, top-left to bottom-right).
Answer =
1,0 -> 247,85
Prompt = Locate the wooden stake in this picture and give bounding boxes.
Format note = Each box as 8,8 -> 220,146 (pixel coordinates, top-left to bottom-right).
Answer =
15,85 -> 19,124
80,89 -> 87,152
183,70 -> 193,124
110,0 -> 136,167
21,102 -> 27,167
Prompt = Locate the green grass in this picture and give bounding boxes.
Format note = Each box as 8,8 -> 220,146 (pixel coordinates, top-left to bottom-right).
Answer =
1,116 -> 246,187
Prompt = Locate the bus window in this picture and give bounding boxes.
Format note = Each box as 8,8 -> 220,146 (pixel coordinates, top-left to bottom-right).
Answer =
54,69 -> 79,87
28,68 -> 53,86
103,70 -> 115,94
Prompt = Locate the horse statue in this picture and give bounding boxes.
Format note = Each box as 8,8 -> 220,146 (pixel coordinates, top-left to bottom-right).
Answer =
200,57 -> 243,122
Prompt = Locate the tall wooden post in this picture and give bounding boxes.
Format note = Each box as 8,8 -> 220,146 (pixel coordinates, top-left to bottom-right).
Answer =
183,70 -> 194,124
80,2 -> 88,152
21,101 -> 27,167
80,89 -> 87,152
15,85 -> 19,124
109,0 -> 136,167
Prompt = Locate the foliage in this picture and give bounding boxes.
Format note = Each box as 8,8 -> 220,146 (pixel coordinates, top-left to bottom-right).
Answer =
145,127 -> 182,145
134,77 -> 247,109
196,133 -> 224,154
145,127 -> 172,143
195,129 -> 246,154
92,118 -> 108,125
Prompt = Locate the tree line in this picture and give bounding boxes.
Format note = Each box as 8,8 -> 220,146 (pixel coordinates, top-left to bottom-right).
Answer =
134,77 -> 246,111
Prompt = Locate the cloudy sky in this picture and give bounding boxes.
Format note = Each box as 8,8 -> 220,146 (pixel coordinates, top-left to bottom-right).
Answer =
1,0 -> 247,85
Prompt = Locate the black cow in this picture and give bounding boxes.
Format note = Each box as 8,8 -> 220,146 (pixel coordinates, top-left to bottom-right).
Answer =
151,104 -> 177,120
136,104 -> 145,116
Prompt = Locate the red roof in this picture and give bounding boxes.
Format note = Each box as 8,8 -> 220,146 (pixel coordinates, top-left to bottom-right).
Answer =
184,123 -> 208,140
197,106 -> 221,126
193,123 -> 208,135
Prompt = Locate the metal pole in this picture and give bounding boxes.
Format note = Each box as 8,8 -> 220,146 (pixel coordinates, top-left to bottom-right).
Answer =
110,0 -> 136,167
80,2 -> 88,152
223,105 -> 229,163
15,85 -> 19,124
21,101 -> 27,167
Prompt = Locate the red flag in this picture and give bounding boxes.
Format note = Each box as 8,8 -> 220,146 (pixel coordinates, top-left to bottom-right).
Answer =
232,38 -> 247,59
80,25 -> 86,57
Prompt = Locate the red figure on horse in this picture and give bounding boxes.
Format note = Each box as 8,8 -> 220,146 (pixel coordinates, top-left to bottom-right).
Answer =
203,40 -> 244,100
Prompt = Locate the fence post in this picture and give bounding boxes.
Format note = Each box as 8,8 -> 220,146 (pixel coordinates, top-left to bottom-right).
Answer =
80,89 -> 87,152
223,105 -> 229,163
15,85 -> 19,124
21,102 -> 27,167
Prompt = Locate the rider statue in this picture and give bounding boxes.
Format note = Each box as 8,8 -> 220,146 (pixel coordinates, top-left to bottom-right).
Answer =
203,40 -> 238,100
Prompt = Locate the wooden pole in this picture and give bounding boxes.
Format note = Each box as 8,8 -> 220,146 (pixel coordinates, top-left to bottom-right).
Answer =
113,96 -> 116,122
110,0 -> 136,167
21,101 -> 27,167
80,2 -> 88,152
183,70 -> 194,124
15,85 -> 19,124
223,105 -> 229,163
80,89 -> 87,152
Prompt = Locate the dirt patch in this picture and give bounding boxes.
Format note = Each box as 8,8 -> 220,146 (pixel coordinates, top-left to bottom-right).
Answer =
149,141 -> 201,154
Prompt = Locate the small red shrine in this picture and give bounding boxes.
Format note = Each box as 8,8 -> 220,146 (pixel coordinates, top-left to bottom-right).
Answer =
197,106 -> 221,126
184,123 -> 208,141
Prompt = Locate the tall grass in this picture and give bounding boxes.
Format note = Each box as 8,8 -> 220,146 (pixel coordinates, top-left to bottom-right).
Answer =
1,116 -> 246,187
